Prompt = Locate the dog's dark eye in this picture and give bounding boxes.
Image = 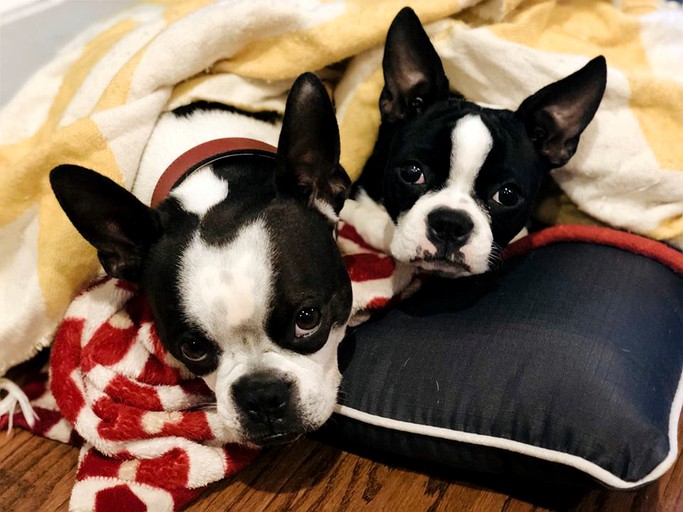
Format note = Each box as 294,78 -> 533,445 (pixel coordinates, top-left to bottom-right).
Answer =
492,184 -> 523,207
399,164 -> 425,185
295,308 -> 321,338
531,126 -> 547,143
410,96 -> 424,113
180,338 -> 209,362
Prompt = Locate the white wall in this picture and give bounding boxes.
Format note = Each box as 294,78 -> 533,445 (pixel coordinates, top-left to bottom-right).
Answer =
0,0 -> 139,105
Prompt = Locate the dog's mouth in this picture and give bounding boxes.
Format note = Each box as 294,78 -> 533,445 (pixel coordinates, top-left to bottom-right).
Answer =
248,432 -> 302,447
410,251 -> 473,277
414,259 -> 472,277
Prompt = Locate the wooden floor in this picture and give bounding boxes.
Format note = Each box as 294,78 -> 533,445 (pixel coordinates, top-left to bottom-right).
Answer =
1,427 -> 682,511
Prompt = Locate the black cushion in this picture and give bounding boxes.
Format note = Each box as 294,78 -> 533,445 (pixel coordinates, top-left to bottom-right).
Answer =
320,228 -> 683,489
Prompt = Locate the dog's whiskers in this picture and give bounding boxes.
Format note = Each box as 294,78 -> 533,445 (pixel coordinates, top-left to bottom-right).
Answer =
189,402 -> 218,412
487,243 -> 503,269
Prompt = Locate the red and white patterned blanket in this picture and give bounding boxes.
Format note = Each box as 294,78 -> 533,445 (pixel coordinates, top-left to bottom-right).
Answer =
337,221 -> 422,324
0,219 -> 416,511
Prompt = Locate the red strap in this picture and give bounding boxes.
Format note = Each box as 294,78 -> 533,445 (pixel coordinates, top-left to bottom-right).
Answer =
504,224 -> 683,273
150,138 -> 277,208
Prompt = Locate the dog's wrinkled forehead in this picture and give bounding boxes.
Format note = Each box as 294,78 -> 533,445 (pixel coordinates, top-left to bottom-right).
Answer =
158,163 -> 270,337
382,104 -> 482,214
181,219 -> 273,340
389,103 -> 487,182
152,159 -> 345,346
387,102 -> 539,204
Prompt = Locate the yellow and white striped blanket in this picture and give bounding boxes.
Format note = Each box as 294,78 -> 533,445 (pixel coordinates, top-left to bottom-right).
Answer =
1,0 -> 682,376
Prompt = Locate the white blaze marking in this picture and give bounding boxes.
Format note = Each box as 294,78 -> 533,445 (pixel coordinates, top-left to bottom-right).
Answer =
449,114 -> 493,193
171,165 -> 229,216
179,221 -> 272,344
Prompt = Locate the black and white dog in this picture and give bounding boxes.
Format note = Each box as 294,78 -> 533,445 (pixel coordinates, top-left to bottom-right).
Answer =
50,73 -> 352,446
342,7 -> 607,277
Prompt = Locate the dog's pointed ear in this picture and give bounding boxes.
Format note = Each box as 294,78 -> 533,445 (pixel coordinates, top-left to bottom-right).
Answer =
380,7 -> 450,123
50,165 -> 161,282
277,72 -> 350,220
516,56 -> 607,168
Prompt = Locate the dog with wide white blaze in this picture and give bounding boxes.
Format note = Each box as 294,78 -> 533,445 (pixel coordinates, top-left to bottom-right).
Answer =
342,7 -> 607,278
49,73 -> 353,447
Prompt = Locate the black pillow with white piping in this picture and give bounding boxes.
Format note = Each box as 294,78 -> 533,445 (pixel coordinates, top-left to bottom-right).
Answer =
320,226 -> 683,489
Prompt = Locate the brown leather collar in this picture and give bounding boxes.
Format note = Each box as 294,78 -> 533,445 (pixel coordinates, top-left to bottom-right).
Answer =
150,137 -> 277,208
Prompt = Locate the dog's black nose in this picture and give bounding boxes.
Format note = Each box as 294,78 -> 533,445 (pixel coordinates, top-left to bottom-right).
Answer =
427,208 -> 474,248
232,372 -> 292,423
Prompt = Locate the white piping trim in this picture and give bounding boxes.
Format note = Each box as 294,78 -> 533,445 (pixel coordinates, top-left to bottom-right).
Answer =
335,366 -> 683,490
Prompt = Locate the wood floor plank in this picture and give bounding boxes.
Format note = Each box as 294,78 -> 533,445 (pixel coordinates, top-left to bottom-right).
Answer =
1,428 -> 682,511
469,490 -> 526,512
0,431 -> 78,512
190,439 -> 329,511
